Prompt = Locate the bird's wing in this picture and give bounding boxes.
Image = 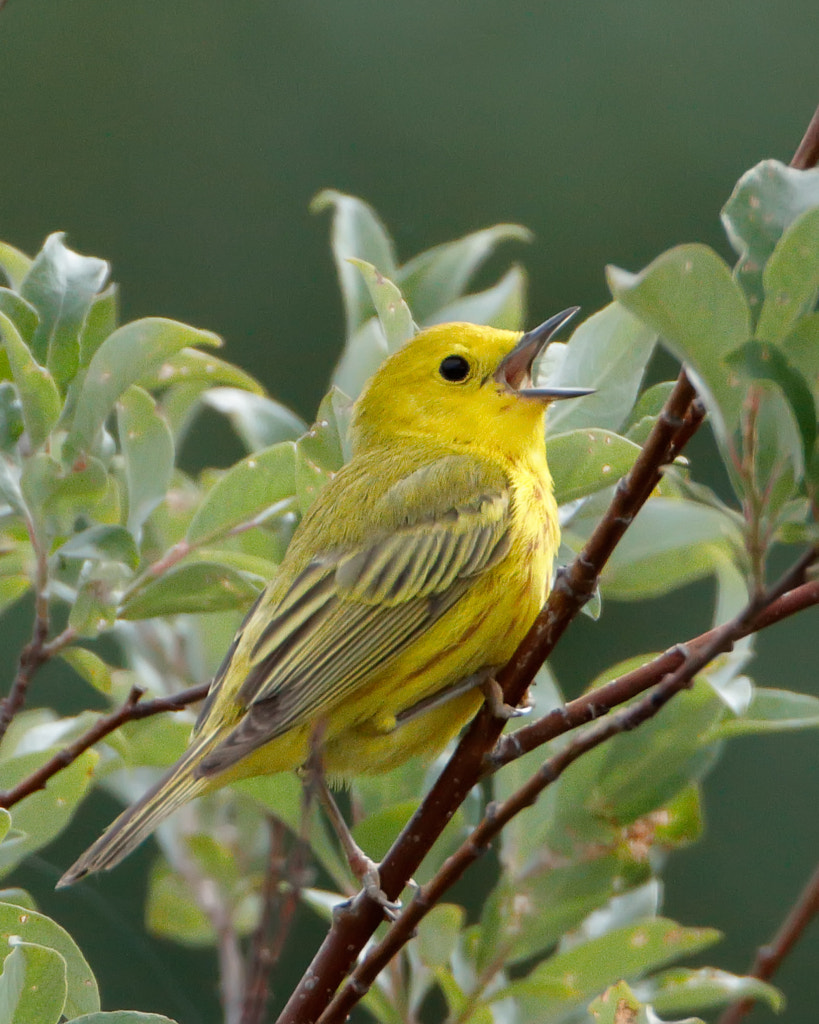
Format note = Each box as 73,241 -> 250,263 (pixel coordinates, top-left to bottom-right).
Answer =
195,455 -> 511,776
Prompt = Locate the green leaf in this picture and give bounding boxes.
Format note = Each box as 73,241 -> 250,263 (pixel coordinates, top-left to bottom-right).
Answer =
482,855 -> 650,969
430,265 -> 527,330
548,429 -> 641,506
608,245 -> 751,439
117,385 -> 174,535
21,454 -> 109,529
146,862 -> 218,946
0,290 -> 39,346
331,318 -> 388,401
78,284 -> 119,367
118,560 -> 261,618
186,441 -> 297,545
398,224 -> 531,323
415,904 -> 465,969
349,258 -> 415,352
638,967 -> 783,1017
0,243 -> 33,292
294,389 -> 351,513
708,686 -> 819,740
0,941 -> 67,1024
781,312 -> 819,394
597,498 -> 743,600
756,206 -> 819,343
55,525 -> 139,571
0,383 -> 24,452
722,159 -> 819,312
137,347 -> 264,395
67,318 -> 221,454
58,646 -> 114,694
0,751 -> 98,876
200,388 -> 307,451
587,981 -> 654,1024
67,1014 -> 179,1024
0,312 -> 62,449
312,190 -> 398,336
0,813 -> 9,846
544,303 -> 656,435
0,458 -> 26,517
496,918 -> 719,1021
0,902 -> 99,1018
20,233 -> 109,388
726,341 -> 816,470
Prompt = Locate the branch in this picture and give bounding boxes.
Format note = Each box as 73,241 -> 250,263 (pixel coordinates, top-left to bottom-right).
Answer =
0,540 -> 51,746
791,98 -> 819,170
0,681 -> 209,809
718,860 -> 819,1024
240,818 -> 306,1024
275,371 -> 703,1024
318,550 -> 819,1022
494,575 -> 819,768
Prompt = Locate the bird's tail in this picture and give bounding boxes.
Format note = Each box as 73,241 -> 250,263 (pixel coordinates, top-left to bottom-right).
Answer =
57,733 -> 217,888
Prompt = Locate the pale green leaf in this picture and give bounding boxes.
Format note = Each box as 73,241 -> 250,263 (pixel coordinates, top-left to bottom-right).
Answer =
20,233 -> 108,388
0,243 -> 32,292
544,303 -> 656,435
117,385 -> 174,535
429,265 -> 527,330
0,383 -> 24,452
58,647 -> 114,695
0,291 -> 38,346
757,206 -> 819,343
68,318 -> 221,454
637,966 -> 783,1016
708,686 -> 819,740
0,941 -> 67,1024
67,1014 -> 179,1024
722,159 -> 819,311
495,918 -> 720,1021
416,904 -> 464,968
331,318 -> 387,401
0,312 -> 61,449
118,560 -> 261,619
398,224 -> 531,323
200,388 -> 306,451
548,429 -> 640,506
55,525 -> 139,571
608,245 -> 751,439
186,441 -> 297,545
349,258 -> 415,352
0,903 -> 99,1018
0,751 -> 98,876
78,284 -> 119,367
311,190 -> 398,336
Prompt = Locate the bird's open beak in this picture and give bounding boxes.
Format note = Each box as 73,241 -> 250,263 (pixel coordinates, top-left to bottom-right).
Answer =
495,307 -> 595,401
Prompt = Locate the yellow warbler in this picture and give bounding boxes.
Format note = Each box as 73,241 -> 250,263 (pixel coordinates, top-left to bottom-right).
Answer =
59,310 -> 591,887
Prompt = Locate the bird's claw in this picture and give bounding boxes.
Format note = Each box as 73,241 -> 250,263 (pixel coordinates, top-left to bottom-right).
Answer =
482,678 -> 532,721
361,859 -> 402,919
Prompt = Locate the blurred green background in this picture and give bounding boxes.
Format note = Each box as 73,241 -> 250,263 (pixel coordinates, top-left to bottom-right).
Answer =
1,2 -> 817,1022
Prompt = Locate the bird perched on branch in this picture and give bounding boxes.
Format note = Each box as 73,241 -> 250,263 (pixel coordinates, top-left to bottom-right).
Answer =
59,309 -> 591,891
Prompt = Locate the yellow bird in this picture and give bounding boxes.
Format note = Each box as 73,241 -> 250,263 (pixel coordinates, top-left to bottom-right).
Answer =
59,309 -> 591,888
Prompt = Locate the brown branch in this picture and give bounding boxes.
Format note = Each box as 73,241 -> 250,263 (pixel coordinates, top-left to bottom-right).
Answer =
791,99 -> 819,170
240,818 -> 305,1024
274,370 -> 703,1024
0,542 -> 51,746
0,681 -> 209,809
494,575 -> 819,768
718,860 -> 819,1024
318,551 -> 819,1022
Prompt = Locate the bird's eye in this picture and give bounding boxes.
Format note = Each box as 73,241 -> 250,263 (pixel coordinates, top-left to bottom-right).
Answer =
439,355 -> 471,382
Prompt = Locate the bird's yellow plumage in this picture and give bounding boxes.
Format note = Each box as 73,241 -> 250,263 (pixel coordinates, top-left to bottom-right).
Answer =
59,312 -> 590,887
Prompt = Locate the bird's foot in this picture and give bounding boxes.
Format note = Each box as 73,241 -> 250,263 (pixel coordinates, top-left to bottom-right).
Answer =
482,677 -> 533,721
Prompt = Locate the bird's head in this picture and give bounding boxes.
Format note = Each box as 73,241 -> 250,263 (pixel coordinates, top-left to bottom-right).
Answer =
351,309 -> 593,461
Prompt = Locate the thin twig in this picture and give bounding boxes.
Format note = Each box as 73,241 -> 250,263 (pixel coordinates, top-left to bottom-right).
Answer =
275,370 -> 703,1024
718,860 -> 819,1024
791,99 -> 819,170
0,682 -> 208,809
318,550 -> 819,1022
240,818 -> 306,1024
